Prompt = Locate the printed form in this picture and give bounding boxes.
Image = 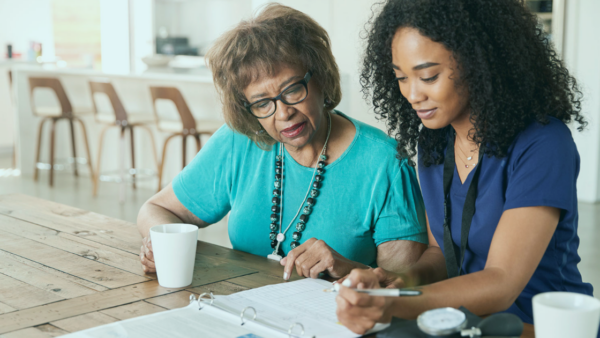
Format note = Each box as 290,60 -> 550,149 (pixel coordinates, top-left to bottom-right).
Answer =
214,278 -> 359,338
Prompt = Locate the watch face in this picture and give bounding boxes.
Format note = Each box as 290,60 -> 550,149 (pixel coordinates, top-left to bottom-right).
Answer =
417,307 -> 467,336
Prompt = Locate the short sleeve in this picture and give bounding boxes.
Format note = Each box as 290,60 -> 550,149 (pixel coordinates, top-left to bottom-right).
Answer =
373,159 -> 429,246
504,122 -> 578,212
172,125 -> 233,224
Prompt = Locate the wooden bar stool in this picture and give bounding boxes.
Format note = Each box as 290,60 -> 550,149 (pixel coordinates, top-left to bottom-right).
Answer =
90,80 -> 158,198
29,77 -> 94,187
149,86 -> 223,192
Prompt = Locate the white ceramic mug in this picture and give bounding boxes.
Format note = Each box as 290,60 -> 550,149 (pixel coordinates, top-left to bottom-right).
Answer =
533,292 -> 600,338
149,223 -> 198,288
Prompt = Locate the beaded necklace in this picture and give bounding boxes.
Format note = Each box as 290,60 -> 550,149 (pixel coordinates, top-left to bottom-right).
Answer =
267,112 -> 332,261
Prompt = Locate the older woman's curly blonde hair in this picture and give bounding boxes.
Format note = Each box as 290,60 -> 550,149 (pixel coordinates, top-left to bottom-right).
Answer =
205,3 -> 341,149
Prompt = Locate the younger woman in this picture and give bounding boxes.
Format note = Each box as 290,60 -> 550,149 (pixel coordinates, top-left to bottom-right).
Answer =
336,0 -> 594,334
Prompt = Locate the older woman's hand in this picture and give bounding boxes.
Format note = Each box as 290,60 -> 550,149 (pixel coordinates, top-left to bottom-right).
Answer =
140,236 -> 156,273
280,238 -> 368,280
335,269 -> 394,334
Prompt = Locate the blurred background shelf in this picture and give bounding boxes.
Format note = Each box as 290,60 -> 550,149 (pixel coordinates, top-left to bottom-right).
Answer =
525,0 -> 566,55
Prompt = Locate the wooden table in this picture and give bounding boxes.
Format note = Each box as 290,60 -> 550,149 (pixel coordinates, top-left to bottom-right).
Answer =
0,194 -> 534,337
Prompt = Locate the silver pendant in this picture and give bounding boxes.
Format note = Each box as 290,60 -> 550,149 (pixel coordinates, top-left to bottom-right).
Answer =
267,253 -> 282,261
467,156 -> 472,161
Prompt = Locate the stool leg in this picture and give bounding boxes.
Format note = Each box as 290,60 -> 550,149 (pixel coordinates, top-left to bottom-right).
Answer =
182,135 -> 187,169
75,118 -> 95,188
130,127 -> 136,190
33,119 -> 48,181
12,143 -> 16,169
49,119 -> 57,187
194,134 -> 201,153
157,133 -> 179,193
119,127 -> 126,202
138,125 -> 159,171
93,124 -> 112,196
69,118 -> 78,177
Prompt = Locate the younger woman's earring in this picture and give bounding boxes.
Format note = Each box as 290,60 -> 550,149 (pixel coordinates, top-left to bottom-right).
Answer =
324,98 -> 332,107
255,129 -> 265,135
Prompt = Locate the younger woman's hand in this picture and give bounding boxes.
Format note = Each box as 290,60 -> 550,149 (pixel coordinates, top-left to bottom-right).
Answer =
336,267 -> 405,289
335,269 -> 394,334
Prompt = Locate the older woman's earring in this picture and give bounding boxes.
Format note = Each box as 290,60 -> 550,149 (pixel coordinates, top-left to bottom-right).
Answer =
324,98 -> 332,107
255,129 -> 265,135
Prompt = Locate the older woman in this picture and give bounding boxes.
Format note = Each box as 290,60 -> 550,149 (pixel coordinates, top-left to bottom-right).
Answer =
137,4 -> 427,281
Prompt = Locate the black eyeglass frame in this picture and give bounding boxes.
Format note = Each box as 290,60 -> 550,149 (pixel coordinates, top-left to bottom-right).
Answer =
244,71 -> 312,119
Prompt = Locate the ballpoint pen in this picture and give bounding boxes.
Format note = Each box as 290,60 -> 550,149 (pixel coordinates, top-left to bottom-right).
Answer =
324,282 -> 422,296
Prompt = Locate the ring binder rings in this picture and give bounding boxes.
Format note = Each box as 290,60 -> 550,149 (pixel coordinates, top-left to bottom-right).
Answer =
241,306 -> 257,325
289,323 -> 305,336
192,293 -> 312,338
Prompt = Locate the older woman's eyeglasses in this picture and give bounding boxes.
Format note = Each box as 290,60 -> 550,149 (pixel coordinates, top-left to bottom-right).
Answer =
245,71 -> 312,119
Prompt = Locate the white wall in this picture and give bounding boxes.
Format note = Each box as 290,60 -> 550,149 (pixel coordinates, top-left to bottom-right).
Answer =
129,0 -> 154,74
564,0 -> 600,203
328,0 -> 385,129
100,0 -> 131,74
0,0 -> 55,149
181,0 -> 253,54
154,0 -> 182,40
155,0 -> 253,55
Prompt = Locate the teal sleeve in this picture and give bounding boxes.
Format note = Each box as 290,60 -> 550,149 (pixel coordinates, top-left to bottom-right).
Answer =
373,159 -> 428,246
172,125 -> 233,224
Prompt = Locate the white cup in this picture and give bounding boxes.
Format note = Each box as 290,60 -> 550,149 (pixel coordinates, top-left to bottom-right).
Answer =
533,292 -> 600,338
149,223 -> 198,288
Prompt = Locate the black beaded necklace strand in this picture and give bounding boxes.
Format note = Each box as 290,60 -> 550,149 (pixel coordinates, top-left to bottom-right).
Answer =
267,112 -> 332,260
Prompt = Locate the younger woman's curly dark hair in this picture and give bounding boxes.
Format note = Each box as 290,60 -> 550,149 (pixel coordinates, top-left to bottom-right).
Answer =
361,0 -> 586,166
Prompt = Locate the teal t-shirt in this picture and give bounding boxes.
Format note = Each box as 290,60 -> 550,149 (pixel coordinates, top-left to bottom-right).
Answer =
173,112 -> 427,266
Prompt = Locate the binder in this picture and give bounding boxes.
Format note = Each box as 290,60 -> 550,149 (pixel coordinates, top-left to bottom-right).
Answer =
61,279 -> 368,338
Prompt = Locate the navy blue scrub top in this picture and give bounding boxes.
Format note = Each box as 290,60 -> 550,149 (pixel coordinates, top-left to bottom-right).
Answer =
418,117 -> 594,325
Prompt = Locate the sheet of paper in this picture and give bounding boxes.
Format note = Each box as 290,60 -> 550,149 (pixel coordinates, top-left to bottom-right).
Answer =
213,278 -> 359,338
60,303 -> 287,338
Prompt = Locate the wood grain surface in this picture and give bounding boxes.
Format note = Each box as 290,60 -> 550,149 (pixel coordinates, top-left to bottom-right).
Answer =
0,194 -> 535,337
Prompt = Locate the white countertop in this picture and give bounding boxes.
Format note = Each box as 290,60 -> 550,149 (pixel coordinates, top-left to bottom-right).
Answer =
8,64 -> 214,84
